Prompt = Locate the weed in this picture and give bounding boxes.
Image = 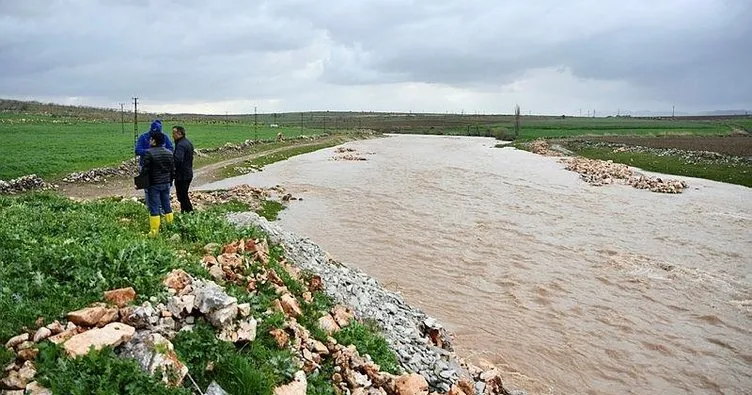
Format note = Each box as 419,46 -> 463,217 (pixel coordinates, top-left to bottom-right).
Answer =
35,342 -> 190,395
256,200 -> 285,221
307,360 -> 337,395
334,320 -> 401,375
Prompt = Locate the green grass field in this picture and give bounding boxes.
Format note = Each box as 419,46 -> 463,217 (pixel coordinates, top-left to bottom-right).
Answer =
391,117 -> 741,140
0,114 -> 321,180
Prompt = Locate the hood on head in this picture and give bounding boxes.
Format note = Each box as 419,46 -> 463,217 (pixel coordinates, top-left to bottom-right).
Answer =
149,120 -> 162,134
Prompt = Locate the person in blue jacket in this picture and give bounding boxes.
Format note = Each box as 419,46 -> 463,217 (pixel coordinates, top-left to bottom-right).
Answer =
136,120 -> 174,169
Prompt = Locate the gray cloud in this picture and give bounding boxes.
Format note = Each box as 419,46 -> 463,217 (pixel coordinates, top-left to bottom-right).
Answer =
0,0 -> 749,113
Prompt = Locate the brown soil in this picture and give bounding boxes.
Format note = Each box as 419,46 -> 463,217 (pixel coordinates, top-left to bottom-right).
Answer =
582,135 -> 752,157
58,137 -> 349,200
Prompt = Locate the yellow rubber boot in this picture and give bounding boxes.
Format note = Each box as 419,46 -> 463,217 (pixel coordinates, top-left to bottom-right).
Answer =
164,212 -> 174,225
148,215 -> 160,237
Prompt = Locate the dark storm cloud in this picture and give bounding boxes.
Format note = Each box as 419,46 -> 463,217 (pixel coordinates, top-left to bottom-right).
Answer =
0,0 -> 749,112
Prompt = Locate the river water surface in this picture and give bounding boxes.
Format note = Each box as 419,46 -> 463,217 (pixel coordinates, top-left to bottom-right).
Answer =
200,135 -> 752,394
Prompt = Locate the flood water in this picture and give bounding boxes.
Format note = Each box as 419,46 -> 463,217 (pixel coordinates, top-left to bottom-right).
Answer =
199,135 -> 752,394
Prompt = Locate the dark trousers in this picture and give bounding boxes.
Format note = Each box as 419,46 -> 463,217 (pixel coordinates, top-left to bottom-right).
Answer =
175,179 -> 193,213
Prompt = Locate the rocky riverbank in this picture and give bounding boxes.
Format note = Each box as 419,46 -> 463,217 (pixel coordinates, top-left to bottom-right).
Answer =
521,140 -> 689,193
227,212 -> 523,395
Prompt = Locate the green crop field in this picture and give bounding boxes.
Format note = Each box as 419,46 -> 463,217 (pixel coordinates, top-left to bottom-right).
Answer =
0,114 -> 321,180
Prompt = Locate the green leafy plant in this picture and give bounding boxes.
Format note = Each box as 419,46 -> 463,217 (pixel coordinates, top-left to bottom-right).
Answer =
35,343 -> 190,395
334,320 -> 401,375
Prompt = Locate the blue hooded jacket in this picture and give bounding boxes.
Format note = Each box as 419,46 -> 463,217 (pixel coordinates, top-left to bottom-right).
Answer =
135,120 -> 174,167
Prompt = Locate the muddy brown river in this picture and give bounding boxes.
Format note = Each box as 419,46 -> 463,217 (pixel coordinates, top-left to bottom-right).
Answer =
200,135 -> 752,394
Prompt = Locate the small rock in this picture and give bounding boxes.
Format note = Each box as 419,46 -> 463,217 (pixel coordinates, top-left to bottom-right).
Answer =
162,269 -> 192,292
280,294 -> 302,318
45,321 -> 64,335
332,305 -> 354,327
25,381 -> 52,395
207,304 -> 239,329
270,328 -> 289,348
103,287 -> 137,308
395,373 -> 429,395
17,361 -> 36,385
318,314 -> 340,334
48,327 -> 81,345
66,304 -> 108,327
273,370 -> 307,395
17,348 -> 39,361
206,381 -> 230,395
4,333 -> 29,349
235,318 -> 257,343
63,323 -> 136,357
96,306 -> 120,327
185,316 -> 195,324
209,265 -> 225,281
1,371 -> 27,390
32,327 -> 52,343
202,255 -> 218,267
311,340 -> 329,355
237,303 -> 251,317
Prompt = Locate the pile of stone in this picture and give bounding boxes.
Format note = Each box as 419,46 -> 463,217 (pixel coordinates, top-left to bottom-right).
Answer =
228,212 -> 520,395
561,157 -> 688,193
628,175 -> 688,194
0,175 -> 56,195
333,147 -> 367,161
169,184 -> 298,212
62,158 -> 139,183
232,164 -> 263,175
196,139 -> 257,155
196,134 -> 325,156
528,140 -> 558,156
561,157 -> 633,186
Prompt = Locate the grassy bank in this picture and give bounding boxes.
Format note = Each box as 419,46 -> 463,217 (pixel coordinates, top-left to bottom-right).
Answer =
0,192 -> 398,394
565,143 -> 752,187
220,136 -> 361,178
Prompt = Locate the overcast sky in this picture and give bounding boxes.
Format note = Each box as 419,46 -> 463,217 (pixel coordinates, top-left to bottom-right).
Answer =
1,0 -> 749,115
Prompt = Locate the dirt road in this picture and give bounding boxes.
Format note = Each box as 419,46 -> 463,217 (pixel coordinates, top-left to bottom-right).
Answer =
58,137 -> 349,200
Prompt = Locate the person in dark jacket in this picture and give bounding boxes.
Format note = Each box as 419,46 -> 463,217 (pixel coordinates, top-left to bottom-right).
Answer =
138,131 -> 175,237
171,125 -> 194,213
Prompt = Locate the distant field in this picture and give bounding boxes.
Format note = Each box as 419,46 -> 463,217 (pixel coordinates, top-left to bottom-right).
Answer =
384,116 -> 745,140
1,105 -> 750,181
583,135 -> 752,157
0,115 -> 321,180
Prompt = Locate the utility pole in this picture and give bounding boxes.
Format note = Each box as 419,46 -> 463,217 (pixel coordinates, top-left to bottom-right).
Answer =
300,112 -> 304,132
254,106 -> 258,141
132,97 -> 138,164
119,103 -> 125,133
672,105 -> 675,118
